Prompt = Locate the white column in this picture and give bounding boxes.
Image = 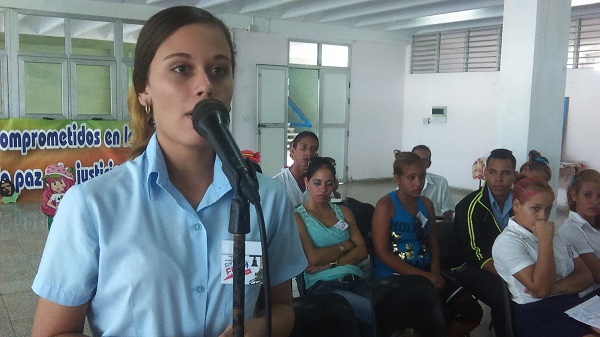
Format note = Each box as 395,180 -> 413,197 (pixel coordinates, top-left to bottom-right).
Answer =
497,0 -> 571,187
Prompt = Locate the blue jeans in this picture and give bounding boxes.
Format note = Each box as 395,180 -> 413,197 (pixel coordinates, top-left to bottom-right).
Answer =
309,276 -> 373,336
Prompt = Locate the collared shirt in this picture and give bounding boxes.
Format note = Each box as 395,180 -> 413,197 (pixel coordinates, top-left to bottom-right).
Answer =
559,211 -> 600,259
421,172 -> 455,218
493,218 -> 576,304
33,134 -> 307,336
488,189 -> 512,229
273,167 -> 308,207
559,211 -> 600,296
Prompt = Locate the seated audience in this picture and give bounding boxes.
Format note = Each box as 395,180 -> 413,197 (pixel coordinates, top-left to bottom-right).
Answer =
273,131 -> 319,207
493,175 -> 596,337
372,151 -> 482,337
519,149 -> 551,182
412,145 -> 455,222
294,156 -> 373,336
559,169 -> 600,297
451,148 -> 516,337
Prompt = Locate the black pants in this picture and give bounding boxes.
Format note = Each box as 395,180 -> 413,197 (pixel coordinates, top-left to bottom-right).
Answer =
452,265 -> 508,337
371,274 -> 448,337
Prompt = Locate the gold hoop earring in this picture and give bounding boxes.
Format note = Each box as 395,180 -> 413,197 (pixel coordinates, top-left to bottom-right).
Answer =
145,104 -> 155,128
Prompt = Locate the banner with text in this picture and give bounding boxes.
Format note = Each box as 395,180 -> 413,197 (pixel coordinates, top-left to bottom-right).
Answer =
0,118 -> 131,204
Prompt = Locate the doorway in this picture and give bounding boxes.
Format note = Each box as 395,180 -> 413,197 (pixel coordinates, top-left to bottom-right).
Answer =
257,65 -> 349,181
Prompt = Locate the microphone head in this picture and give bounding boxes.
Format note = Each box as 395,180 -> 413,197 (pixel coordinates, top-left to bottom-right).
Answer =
192,98 -> 230,137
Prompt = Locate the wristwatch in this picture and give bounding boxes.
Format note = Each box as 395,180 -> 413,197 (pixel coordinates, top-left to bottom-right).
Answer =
330,260 -> 338,268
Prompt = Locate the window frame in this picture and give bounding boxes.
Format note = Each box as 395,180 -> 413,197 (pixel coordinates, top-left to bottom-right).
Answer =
288,40 -> 351,69
70,58 -> 117,119
0,8 -> 143,120
18,55 -> 68,118
569,14 -> 600,69
0,52 -> 8,119
411,25 -> 502,74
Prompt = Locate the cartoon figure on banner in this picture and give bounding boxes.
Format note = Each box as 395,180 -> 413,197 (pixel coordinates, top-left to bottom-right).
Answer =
41,163 -> 75,230
0,176 -> 20,204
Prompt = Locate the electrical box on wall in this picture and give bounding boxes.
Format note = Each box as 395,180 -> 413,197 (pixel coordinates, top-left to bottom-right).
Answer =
431,106 -> 447,123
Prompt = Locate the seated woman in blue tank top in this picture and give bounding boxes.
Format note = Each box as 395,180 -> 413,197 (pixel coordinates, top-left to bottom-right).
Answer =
294,156 -> 373,336
371,151 -> 482,337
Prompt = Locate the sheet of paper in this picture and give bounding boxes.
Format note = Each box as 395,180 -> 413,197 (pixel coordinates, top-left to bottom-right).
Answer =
565,295 -> 600,329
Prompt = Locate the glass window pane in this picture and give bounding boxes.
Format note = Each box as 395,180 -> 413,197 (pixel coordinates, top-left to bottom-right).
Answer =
0,12 -> 5,50
289,41 -> 317,65
322,44 -> 348,67
19,15 -> 65,53
123,23 -> 142,59
24,61 -> 63,115
71,19 -> 114,56
76,64 -> 111,115
127,65 -> 134,92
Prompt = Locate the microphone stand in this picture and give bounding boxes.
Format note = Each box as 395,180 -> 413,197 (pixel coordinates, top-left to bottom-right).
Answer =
229,188 -> 250,337
223,161 -> 258,337
191,99 -> 264,336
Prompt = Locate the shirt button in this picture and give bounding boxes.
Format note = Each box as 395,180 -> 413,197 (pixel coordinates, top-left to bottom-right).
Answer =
192,223 -> 200,231
195,285 -> 205,293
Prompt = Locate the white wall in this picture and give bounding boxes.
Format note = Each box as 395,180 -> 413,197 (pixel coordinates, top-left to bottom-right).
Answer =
232,36 -> 408,181
347,41 -> 407,181
402,70 -> 502,190
563,68 -> 600,171
230,29 -> 288,150
402,62 -> 600,190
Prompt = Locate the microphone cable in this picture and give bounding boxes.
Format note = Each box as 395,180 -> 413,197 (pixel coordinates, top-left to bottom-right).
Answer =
252,198 -> 272,337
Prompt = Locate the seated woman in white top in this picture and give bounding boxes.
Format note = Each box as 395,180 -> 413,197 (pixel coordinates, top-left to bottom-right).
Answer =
492,175 -> 596,337
559,169 -> 600,298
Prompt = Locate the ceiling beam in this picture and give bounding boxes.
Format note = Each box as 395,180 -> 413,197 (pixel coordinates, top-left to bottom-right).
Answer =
355,0 -> 503,27
38,17 -> 65,35
320,0 -> 445,23
386,6 -> 504,31
195,0 -> 234,8
240,0 -> 299,14
71,20 -> 111,37
281,0 -> 369,19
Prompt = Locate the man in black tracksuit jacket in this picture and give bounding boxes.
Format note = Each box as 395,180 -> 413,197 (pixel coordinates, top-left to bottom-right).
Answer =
451,149 -> 516,337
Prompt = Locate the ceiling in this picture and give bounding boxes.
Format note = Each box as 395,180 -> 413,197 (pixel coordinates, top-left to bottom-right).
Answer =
11,0 -> 600,43
83,0 -> 600,39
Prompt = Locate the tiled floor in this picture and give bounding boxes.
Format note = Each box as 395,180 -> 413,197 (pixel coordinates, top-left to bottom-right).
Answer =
0,178 -> 568,337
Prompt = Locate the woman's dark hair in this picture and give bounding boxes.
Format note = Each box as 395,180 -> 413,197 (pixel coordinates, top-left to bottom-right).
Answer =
519,150 -> 551,180
128,6 -> 235,158
306,157 -> 336,180
393,150 -> 424,177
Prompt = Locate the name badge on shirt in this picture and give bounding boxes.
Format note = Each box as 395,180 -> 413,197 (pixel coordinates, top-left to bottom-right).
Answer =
334,220 -> 349,230
416,211 -> 428,227
221,240 -> 263,285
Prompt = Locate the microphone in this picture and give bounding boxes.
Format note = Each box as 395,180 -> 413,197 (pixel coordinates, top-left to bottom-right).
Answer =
192,98 -> 260,204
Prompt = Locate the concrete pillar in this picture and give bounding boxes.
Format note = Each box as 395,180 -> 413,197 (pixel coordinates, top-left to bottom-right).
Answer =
497,0 -> 571,192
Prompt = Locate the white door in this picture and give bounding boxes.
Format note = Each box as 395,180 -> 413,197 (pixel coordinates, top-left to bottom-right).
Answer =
256,65 -> 288,177
319,69 -> 349,182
